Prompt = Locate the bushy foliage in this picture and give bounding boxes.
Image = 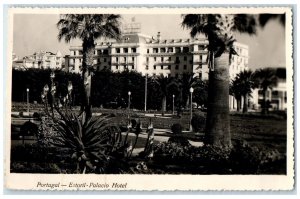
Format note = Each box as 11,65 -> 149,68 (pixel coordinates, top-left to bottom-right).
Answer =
153,141 -> 286,174
191,113 -> 206,132
171,123 -> 183,134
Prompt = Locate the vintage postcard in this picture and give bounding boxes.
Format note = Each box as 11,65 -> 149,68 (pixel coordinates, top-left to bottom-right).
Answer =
4,6 -> 294,191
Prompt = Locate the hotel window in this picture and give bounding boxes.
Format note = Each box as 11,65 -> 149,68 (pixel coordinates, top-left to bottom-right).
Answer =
124,48 -> 128,53
104,58 -> 107,62
124,57 -> 127,62
154,57 -> 157,61
132,65 -> 135,69
199,72 -> 202,79
146,57 -> 149,62
147,49 -> 150,54
97,58 -> 100,63
153,48 -> 158,53
198,45 -> 205,50
161,57 -> 163,62
184,56 -> 187,61
175,56 -> 180,63
168,47 -> 173,53
168,57 -> 171,61
183,47 -> 189,53
132,57 -> 135,61
160,48 -> 166,53
97,50 -> 102,55
161,65 -> 163,70
154,65 -> 156,70
175,65 -> 179,70
103,49 -> 108,55
116,48 -> 120,53
116,57 -> 119,62
132,48 -> 136,53
116,65 -> 119,70
184,65 -> 187,70
79,50 -> 83,55
146,65 -> 149,70
168,65 -> 171,70
175,47 -> 181,53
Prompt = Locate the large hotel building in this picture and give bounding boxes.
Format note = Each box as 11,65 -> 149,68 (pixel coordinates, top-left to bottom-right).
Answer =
65,22 -> 249,110
65,22 -> 249,81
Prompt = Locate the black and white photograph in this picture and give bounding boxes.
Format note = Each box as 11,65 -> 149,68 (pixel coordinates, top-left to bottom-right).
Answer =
4,6 -> 294,191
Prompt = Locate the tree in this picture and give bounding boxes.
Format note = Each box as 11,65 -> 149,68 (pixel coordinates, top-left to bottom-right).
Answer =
182,14 -> 285,146
57,14 -> 122,121
150,75 -> 178,116
231,70 -> 255,113
182,14 -> 257,146
230,79 -> 242,112
253,68 -> 278,115
237,70 -> 255,113
179,73 -> 202,109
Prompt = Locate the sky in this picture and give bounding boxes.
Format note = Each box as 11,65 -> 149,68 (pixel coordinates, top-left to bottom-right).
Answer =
12,14 -> 286,69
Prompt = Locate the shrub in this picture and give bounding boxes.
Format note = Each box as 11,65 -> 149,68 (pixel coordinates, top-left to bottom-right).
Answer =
191,113 -> 206,132
171,123 -> 182,134
152,140 -> 286,174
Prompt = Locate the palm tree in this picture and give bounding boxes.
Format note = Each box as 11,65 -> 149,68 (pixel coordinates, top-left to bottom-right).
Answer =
231,70 -> 255,113
182,14 -> 285,146
230,79 -> 242,112
57,14 -> 122,121
182,14 -> 257,146
236,70 -> 255,113
179,73 -> 202,109
151,75 -> 178,116
253,68 -> 278,115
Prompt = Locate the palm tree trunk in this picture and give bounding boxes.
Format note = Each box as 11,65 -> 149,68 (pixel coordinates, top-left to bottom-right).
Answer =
161,95 -> 166,116
242,94 -> 248,113
82,39 -> 95,121
205,52 -> 231,147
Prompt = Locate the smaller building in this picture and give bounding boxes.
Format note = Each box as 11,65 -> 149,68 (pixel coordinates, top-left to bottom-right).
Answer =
13,51 -> 63,70
251,68 -> 287,111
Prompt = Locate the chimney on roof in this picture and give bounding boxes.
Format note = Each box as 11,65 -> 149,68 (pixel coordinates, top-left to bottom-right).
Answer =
157,32 -> 161,41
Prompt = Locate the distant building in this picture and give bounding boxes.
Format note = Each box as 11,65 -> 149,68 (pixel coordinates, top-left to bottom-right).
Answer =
13,50 -> 63,70
251,68 -> 287,111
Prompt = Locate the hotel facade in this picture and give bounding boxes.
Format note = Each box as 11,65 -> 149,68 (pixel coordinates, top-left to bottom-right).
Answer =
66,29 -> 249,110
66,32 -> 249,80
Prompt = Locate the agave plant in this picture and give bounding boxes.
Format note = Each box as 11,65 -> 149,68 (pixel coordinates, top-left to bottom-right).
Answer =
51,111 -> 121,173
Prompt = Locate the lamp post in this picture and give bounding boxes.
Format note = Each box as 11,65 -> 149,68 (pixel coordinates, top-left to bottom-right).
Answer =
128,91 -> 131,109
67,81 -> 73,106
144,74 -> 148,112
26,88 -> 30,113
189,87 -> 194,131
128,91 -> 131,119
172,94 -> 175,115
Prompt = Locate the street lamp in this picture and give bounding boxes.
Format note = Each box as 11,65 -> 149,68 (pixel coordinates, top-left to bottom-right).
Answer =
189,87 -> 194,131
128,91 -> 131,109
172,94 -> 175,115
26,88 -> 30,113
144,74 -> 148,112
67,81 -> 73,105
